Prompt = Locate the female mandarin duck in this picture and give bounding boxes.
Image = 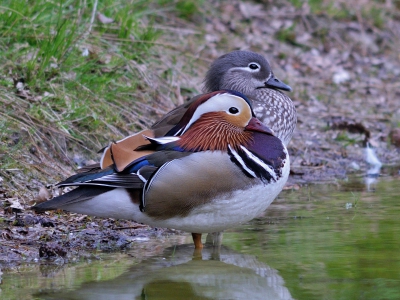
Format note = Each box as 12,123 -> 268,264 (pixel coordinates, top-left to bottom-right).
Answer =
33,91 -> 290,249
98,50 -> 296,169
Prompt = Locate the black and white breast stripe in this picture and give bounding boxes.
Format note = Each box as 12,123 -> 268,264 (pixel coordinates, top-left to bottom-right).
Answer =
228,145 -> 283,184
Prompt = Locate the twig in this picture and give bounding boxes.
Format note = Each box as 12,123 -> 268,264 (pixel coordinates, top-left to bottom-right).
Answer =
81,0 -> 98,43
355,8 -> 367,57
113,225 -> 149,230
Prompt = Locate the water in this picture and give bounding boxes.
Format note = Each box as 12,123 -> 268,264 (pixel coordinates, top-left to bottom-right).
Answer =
1,177 -> 400,300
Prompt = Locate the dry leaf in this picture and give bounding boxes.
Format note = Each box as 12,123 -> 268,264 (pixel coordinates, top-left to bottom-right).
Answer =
239,2 -> 265,19
97,12 -> 114,24
389,128 -> 400,147
43,91 -> 54,98
35,186 -> 51,204
4,198 -> 24,213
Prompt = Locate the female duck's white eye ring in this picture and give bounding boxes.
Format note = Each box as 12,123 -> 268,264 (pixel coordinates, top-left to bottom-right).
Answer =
248,62 -> 260,70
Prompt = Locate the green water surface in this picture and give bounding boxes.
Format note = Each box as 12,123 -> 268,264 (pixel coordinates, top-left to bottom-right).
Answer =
1,177 -> 399,300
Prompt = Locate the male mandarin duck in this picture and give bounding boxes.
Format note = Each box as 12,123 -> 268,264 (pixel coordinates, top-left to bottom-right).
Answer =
98,50 -> 296,170
33,91 -> 290,249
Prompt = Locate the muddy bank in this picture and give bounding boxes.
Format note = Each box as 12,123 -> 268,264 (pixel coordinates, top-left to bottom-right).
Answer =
0,208 -> 181,270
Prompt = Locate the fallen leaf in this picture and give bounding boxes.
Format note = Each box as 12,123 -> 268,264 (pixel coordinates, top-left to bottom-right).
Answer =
389,128 -> 400,147
239,2 -> 265,19
34,186 -> 51,204
97,12 -> 114,24
4,198 -> 24,213
324,116 -> 371,144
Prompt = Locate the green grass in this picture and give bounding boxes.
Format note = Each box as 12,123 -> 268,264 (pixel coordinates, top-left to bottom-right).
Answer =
175,0 -> 203,19
0,0 -> 197,197
334,132 -> 363,147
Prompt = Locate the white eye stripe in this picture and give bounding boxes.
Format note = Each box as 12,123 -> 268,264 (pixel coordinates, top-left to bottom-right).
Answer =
230,64 -> 262,73
248,62 -> 261,70
181,93 -> 249,134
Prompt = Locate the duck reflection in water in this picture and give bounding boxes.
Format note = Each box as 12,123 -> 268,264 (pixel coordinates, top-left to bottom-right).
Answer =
34,243 -> 293,300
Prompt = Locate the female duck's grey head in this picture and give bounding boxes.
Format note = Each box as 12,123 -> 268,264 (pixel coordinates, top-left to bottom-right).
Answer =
203,50 -> 292,95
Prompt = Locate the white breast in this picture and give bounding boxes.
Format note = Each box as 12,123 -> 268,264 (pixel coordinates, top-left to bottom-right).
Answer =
137,152 -> 290,233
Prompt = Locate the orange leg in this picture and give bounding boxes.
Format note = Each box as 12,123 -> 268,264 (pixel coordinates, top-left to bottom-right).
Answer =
191,233 -> 203,249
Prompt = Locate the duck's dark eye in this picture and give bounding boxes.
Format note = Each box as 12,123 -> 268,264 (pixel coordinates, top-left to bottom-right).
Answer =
248,63 -> 259,70
229,107 -> 239,114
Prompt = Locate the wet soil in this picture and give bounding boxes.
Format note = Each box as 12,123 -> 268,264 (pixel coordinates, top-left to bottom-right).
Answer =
0,209 -> 180,270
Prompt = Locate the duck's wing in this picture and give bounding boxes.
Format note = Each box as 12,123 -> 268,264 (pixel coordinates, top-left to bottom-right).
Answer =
32,186 -> 115,211
32,150 -> 191,212
98,96 -> 199,169
150,96 -> 199,132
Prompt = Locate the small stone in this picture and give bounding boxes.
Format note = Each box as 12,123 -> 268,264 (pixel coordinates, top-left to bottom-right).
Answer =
40,218 -> 55,227
16,81 -> 24,91
82,48 -> 89,57
333,68 -> 351,84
